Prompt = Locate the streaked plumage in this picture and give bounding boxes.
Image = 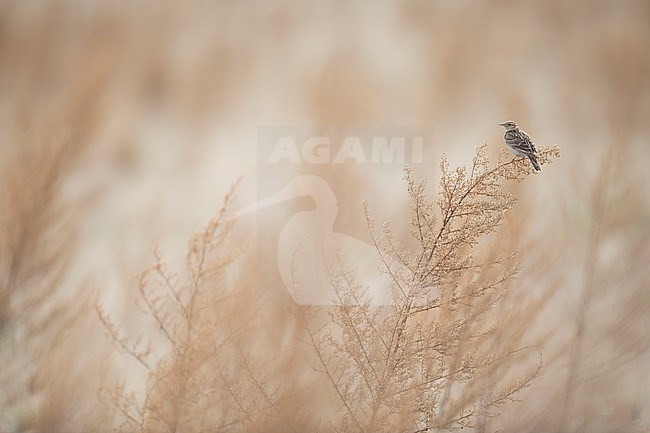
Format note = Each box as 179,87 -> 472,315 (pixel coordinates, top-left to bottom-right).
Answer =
499,121 -> 540,171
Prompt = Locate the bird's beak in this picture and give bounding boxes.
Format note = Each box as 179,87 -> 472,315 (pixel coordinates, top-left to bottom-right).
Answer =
498,122 -> 506,126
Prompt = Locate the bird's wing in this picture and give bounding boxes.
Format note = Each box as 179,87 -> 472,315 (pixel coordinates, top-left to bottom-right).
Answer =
518,129 -> 537,154
507,130 -> 536,155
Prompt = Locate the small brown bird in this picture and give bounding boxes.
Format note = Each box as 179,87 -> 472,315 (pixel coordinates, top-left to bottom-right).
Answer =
499,121 -> 540,171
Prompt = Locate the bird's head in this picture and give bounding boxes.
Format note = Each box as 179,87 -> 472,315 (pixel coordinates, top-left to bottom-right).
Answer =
499,121 -> 518,131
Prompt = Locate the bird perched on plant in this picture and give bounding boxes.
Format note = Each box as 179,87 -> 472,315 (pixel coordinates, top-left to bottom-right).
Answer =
499,121 -> 540,171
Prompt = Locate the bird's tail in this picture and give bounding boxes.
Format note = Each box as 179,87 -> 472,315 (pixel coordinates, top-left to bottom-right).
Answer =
529,155 -> 541,171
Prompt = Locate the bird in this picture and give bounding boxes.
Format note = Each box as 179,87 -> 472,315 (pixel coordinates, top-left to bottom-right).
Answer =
499,121 -> 540,171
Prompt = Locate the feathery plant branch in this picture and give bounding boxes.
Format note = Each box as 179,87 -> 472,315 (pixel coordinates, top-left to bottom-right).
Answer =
98,143 -> 560,433
304,143 -> 560,432
97,184 -> 263,432
98,181 -> 312,433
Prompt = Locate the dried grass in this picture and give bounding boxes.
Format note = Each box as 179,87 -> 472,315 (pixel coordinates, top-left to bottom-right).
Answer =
1,2 -> 648,433
97,145 -> 560,432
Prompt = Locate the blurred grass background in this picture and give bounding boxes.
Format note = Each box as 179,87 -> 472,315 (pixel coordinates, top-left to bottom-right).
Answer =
1,1 -> 649,432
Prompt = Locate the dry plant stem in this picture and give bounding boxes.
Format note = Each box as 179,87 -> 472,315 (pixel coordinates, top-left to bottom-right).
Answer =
238,344 -> 299,433
97,184 -> 247,433
386,149 -> 549,363
308,143 -> 559,433
98,143 -> 560,433
99,179 -> 303,431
